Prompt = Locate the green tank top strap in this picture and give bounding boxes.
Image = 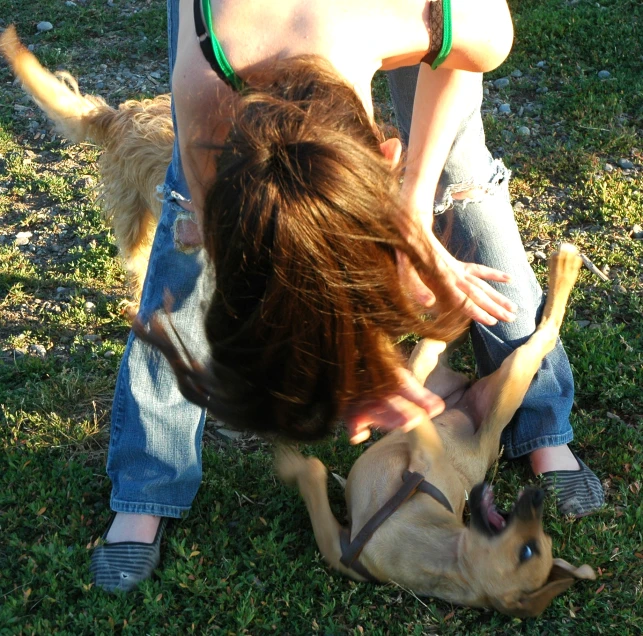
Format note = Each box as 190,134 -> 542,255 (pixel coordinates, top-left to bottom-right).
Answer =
201,0 -> 244,90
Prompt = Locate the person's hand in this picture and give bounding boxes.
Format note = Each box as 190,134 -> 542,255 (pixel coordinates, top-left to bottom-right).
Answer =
397,231 -> 517,326
345,368 -> 445,444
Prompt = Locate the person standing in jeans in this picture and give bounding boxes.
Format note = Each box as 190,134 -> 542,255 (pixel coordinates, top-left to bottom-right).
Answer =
91,0 -> 603,593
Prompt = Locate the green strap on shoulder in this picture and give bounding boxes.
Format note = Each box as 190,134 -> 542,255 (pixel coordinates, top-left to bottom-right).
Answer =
431,0 -> 453,70
202,0 -> 243,90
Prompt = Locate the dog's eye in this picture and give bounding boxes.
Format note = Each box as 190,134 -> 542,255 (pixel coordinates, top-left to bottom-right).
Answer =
519,542 -> 536,563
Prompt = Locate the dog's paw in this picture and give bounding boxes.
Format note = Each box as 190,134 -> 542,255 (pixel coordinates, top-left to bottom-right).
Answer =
274,445 -> 326,486
550,243 -> 581,279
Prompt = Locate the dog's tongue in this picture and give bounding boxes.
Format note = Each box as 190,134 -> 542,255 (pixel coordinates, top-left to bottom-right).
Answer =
483,486 -> 507,531
488,506 -> 506,530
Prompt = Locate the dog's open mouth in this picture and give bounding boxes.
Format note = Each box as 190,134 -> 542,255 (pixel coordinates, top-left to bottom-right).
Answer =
469,483 -> 509,536
469,483 -> 545,537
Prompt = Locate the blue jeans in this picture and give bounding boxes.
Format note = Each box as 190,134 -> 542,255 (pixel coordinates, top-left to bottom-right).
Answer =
388,66 -> 574,458
106,5 -> 573,518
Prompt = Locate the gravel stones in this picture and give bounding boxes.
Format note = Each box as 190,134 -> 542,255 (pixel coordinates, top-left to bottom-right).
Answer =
517,126 -> 531,137
618,158 -> 634,169
494,77 -> 510,89
498,103 -> 511,114
36,21 -> 53,32
631,224 -> 643,239
597,70 -> 611,79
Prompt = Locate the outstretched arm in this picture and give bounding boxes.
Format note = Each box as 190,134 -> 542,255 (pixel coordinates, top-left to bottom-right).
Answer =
397,65 -> 517,326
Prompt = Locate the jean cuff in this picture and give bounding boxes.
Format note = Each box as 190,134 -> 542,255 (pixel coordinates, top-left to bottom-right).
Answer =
110,497 -> 190,519
502,431 -> 574,460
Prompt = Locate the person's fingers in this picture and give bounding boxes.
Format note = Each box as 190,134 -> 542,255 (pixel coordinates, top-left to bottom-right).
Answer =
345,391 -> 439,443
465,275 -> 517,314
463,262 -> 513,283
395,369 -> 446,418
461,277 -> 517,322
456,276 -> 516,324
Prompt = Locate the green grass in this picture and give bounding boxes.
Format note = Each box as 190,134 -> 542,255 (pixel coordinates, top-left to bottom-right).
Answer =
1,0 -> 642,633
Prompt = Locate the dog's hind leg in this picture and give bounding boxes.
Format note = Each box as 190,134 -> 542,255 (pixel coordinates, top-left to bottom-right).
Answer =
468,244 -> 582,466
275,446 -> 367,581
405,339 -> 448,471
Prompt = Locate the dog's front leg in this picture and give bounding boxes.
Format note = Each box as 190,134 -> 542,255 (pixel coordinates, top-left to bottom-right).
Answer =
470,244 -> 582,466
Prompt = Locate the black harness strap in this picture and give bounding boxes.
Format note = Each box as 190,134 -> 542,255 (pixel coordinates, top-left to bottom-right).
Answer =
339,471 -> 454,582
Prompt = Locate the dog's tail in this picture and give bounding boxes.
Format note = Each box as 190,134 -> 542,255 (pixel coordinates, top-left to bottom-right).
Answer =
0,25 -> 114,144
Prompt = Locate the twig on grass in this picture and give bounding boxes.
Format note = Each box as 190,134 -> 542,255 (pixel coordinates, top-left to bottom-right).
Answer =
580,253 -> 610,282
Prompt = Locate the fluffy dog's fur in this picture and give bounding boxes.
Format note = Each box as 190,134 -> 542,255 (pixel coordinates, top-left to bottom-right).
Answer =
1,25 -> 173,300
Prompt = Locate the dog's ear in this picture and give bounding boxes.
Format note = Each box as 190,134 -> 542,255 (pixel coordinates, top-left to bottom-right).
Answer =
491,558 -> 596,618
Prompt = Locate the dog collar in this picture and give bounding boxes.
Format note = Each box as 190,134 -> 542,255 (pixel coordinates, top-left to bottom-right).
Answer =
339,470 -> 454,582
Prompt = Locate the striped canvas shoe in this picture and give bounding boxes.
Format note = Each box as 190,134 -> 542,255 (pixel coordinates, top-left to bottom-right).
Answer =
540,454 -> 605,518
90,516 -> 168,592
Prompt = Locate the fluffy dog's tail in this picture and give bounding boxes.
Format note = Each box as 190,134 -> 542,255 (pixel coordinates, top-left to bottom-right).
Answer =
1,25 -> 175,303
0,25 -> 114,144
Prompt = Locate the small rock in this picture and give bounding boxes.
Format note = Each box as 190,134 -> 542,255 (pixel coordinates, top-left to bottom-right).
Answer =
597,70 -> 611,79
501,129 -> 514,142
511,69 -> 523,78
83,334 -> 102,343
534,250 -> 547,260
517,126 -> 531,137
494,77 -> 510,89
65,0 -> 76,5
589,323 -> 601,330
96,81 -> 104,90
149,71 -> 161,79
36,21 -> 53,32
618,158 -> 634,170
27,44 -> 35,52
604,163 -> 614,172
575,320 -> 591,328
498,103 -> 511,114
15,234 -> 31,246
631,224 -> 643,239
29,344 -> 47,358
536,86 -> 549,94
536,61 -> 547,68
104,350 -> 115,358
513,201 -> 525,212
483,87 -> 490,97
84,301 -> 96,313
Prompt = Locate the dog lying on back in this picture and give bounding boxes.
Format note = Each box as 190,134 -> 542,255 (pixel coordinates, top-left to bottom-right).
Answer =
277,245 -> 595,617
0,25 -> 173,301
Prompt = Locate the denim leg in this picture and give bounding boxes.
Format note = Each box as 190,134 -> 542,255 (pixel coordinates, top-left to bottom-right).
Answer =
106,0 -> 208,517
387,66 -> 574,458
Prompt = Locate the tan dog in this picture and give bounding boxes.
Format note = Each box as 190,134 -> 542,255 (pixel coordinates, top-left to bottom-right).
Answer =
0,25 -> 173,301
276,244 -> 596,617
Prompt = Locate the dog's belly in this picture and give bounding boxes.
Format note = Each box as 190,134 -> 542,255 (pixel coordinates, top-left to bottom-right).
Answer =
345,430 -> 467,528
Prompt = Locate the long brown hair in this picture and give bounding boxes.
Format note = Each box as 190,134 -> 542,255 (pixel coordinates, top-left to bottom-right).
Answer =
135,56 -> 467,440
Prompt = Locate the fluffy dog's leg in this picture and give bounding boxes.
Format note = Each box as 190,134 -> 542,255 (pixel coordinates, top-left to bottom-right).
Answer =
275,446 -> 365,580
470,244 -> 582,465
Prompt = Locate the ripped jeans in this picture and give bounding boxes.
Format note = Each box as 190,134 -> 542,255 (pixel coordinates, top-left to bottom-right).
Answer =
105,3 -> 573,518
388,66 -> 574,459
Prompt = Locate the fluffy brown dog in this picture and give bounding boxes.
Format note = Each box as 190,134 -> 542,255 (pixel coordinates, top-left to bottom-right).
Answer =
0,25 -> 173,301
276,244 -> 596,617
